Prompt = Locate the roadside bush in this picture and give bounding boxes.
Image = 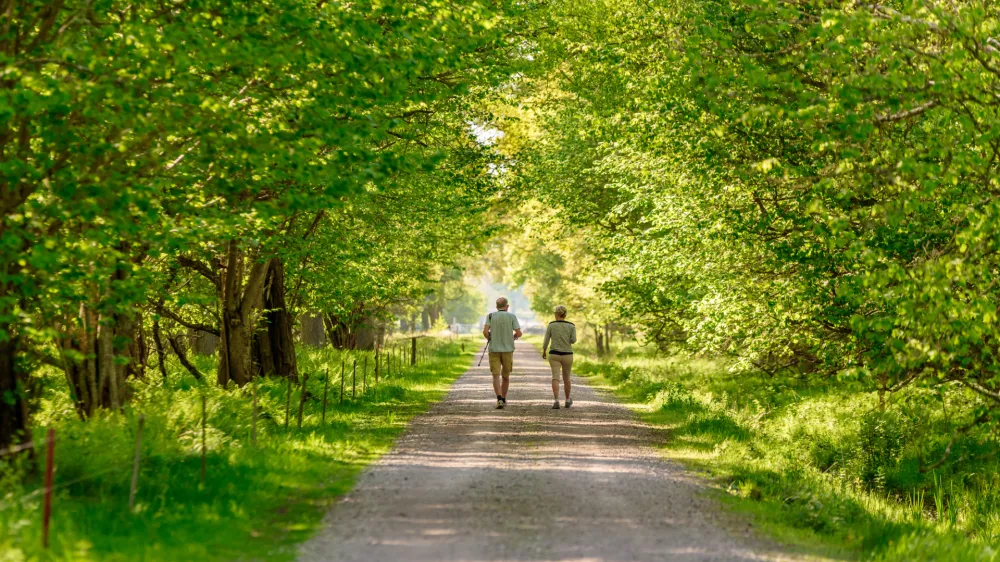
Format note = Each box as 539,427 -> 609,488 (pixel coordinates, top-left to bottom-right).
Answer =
855,410 -> 916,491
651,382 -> 699,411
872,530 -> 1000,562
577,346 -> 1000,559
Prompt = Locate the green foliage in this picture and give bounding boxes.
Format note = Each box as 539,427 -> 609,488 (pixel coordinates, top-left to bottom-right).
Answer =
572,343 -> 1000,560
505,0 -> 1000,477
0,0 -> 561,478
1,339 -> 471,562
872,531 -> 1000,562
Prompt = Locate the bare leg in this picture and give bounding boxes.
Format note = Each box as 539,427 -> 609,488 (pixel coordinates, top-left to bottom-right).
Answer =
549,357 -> 561,399
500,353 -> 512,399
492,374 -> 503,396
563,374 -> 571,399
564,356 -> 573,399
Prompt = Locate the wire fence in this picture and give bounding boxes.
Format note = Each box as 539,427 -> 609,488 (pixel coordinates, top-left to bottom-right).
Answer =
0,335 -> 458,551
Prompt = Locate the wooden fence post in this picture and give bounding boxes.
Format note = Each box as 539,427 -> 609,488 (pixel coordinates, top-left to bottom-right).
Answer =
363,356 -> 368,393
340,358 -> 345,404
129,415 -> 145,511
321,367 -> 330,423
297,373 -> 309,429
284,376 -> 292,429
41,428 -> 54,549
352,359 -> 357,399
375,349 -> 379,384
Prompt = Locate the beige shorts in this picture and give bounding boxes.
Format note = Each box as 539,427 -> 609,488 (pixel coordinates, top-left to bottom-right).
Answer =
488,351 -> 513,378
548,354 -> 573,381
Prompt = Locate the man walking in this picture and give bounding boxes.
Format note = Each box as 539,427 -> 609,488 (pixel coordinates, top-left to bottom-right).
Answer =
483,297 -> 522,409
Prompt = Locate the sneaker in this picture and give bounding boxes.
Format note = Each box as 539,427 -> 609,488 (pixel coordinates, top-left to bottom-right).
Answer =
565,399 -> 573,408
496,399 -> 505,409
552,400 -> 560,409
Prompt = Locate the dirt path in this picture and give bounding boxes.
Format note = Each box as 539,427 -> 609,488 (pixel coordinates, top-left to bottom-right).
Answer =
298,341 -> 805,562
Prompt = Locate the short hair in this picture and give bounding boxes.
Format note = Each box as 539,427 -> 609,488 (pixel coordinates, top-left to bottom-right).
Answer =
554,305 -> 567,318
496,297 -> 509,309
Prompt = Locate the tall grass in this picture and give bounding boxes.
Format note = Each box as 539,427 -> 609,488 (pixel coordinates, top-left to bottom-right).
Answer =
569,341 -> 1000,562
1,337 -> 471,562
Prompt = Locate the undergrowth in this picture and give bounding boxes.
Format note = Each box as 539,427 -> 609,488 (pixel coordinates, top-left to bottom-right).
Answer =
574,343 -> 1000,562
1,338 -> 471,562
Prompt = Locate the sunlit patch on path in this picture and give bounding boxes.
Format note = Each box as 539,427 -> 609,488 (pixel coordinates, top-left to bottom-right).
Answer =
298,341 -> 806,562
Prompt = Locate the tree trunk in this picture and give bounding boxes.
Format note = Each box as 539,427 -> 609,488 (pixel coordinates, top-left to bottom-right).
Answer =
356,316 -> 376,350
0,329 -> 29,450
60,303 -> 134,417
254,258 -> 297,379
300,314 -> 326,347
190,330 -> 217,355
427,304 -> 442,328
126,317 -> 148,380
152,318 -> 168,379
594,327 -> 605,356
82,304 -> 98,415
324,306 -> 376,350
324,313 -> 356,349
217,240 -> 269,388
98,312 -> 117,409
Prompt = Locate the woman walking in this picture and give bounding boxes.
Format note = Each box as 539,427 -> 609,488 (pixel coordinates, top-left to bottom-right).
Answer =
542,305 -> 577,409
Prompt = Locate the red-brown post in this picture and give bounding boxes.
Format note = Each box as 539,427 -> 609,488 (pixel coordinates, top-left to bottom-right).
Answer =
42,428 -> 54,549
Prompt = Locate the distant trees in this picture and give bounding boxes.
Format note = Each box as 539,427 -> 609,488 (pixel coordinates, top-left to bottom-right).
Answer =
0,0 -> 528,449
512,0 -> 1000,452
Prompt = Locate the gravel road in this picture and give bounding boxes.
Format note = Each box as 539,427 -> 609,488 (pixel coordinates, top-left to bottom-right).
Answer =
298,341 -> 807,562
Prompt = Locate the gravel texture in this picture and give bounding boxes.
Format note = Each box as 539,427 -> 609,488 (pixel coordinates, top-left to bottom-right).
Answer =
298,341 -> 807,562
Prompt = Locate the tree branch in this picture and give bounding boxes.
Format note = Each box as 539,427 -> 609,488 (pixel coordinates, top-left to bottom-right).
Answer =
876,100 -> 938,123
239,257 -> 272,317
157,306 -> 220,336
920,406 -> 996,473
961,380 -> 1000,402
177,256 -> 221,289
166,333 -> 204,380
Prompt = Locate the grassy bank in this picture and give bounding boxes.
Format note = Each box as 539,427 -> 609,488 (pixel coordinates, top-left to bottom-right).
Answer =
571,343 -> 1000,562
1,338 -> 471,562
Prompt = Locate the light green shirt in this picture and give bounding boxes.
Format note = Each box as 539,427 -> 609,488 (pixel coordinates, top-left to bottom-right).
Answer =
543,320 -> 577,354
485,310 -> 520,353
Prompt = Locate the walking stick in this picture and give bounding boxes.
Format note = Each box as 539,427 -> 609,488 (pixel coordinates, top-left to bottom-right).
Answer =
477,337 -> 490,367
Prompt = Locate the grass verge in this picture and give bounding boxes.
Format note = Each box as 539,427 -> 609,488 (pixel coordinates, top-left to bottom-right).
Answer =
1,338 -> 472,562
567,342 -> 1000,562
